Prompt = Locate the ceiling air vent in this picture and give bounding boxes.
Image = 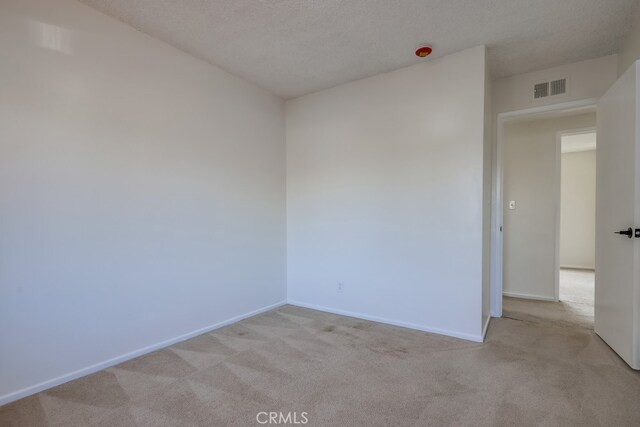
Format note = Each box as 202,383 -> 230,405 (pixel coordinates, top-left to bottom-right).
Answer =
533,78 -> 568,100
550,78 -> 566,96
534,82 -> 549,99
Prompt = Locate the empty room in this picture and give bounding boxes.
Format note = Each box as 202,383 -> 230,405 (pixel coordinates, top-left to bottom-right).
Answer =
1,0 -> 640,426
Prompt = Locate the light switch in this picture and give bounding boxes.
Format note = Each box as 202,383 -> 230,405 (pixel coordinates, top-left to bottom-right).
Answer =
508,200 -> 516,210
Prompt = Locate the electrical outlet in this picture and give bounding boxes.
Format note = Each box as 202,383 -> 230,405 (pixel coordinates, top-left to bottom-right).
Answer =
337,283 -> 344,293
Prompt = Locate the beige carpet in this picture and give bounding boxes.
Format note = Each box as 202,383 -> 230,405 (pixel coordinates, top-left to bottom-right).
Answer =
504,269 -> 594,329
559,269 -> 595,306
2,303 -> 640,426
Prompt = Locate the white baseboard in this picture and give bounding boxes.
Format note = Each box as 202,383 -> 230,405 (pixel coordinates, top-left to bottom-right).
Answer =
482,315 -> 491,340
560,265 -> 595,271
0,300 -> 287,406
287,300 -> 485,343
503,291 -> 557,302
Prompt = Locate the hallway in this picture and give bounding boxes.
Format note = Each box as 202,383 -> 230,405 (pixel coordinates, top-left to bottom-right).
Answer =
503,269 -> 594,329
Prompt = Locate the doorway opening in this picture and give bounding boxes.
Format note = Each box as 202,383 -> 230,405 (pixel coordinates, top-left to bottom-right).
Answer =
558,130 -> 596,327
492,100 -> 598,329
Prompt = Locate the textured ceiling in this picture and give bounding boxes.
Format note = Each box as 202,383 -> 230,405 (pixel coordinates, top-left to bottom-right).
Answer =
79,0 -> 639,99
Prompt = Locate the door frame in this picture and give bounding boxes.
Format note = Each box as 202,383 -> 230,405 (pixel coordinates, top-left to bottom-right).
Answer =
491,98 -> 599,317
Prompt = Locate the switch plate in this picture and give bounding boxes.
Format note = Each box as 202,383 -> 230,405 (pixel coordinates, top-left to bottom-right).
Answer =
508,201 -> 516,210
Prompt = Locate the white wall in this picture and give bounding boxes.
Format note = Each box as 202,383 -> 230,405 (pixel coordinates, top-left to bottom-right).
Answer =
482,49 -> 493,329
0,0 -> 286,403
560,149 -> 596,269
618,6 -> 640,77
286,46 -> 490,341
492,55 -> 618,115
503,113 -> 596,300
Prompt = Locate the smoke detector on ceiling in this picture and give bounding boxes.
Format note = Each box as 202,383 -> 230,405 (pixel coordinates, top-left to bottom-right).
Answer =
415,45 -> 433,58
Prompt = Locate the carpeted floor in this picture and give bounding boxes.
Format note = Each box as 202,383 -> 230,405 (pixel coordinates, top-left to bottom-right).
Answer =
559,269 -> 595,306
2,302 -> 640,426
503,269 -> 595,329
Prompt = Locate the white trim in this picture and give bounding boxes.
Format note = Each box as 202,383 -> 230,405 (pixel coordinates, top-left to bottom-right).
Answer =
554,130 -> 562,301
503,291 -> 557,302
497,98 -> 598,120
560,265 -> 595,271
0,300 -> 287,406
491,98 -> 599,318
482,315 -> 491,340
287,300 -> 485,343
490,114 -> 504,317
561,127 -> 597,137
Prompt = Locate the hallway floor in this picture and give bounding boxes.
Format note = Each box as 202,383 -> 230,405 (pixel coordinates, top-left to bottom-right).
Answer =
503,269 -> 594,329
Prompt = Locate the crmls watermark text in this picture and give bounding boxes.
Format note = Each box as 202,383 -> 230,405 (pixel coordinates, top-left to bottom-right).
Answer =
256,411 -> 309,424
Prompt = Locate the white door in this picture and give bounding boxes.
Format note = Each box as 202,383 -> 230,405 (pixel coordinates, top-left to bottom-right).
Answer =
595,61 -> 640,369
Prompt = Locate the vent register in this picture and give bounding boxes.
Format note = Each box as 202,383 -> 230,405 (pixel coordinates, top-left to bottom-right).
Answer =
534,78 -> 567,99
